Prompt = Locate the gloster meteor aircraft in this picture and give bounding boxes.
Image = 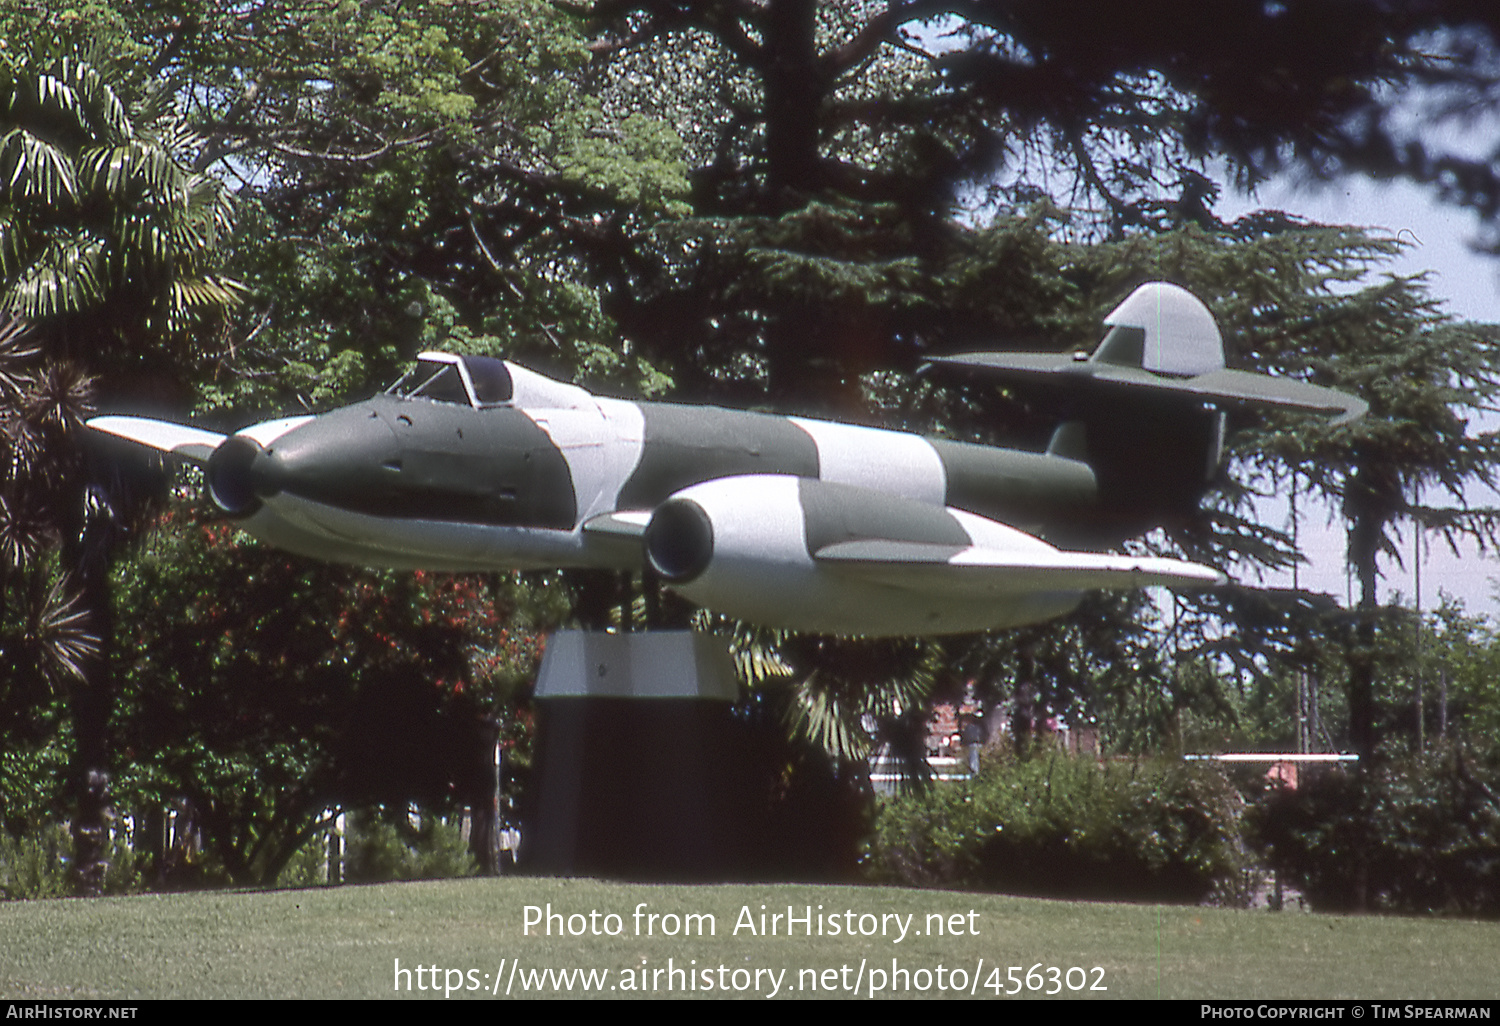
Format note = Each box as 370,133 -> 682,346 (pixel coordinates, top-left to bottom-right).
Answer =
89,283 -> 1364,637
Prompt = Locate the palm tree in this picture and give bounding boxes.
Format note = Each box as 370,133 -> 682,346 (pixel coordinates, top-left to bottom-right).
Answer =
0,49 -> 240,892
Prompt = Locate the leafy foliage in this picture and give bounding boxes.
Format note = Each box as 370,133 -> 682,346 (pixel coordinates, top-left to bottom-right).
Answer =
1247,745 -> 1500,916
110,503 -> 560,886
0,822 -> 142,900
0,729 -> 67,836
341,812 -> 479,885
0,317 -> 97,675
568,2 -> 1500,409
0,824 -> 70,901
166,0 -> 686,418
0,316 -> 102,842
719,619 -> 940,765
0,37 -> 245,893
869,750 -> 1250,903
0,51 -> 240,358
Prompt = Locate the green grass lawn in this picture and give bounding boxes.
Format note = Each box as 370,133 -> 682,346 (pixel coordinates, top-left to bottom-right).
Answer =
1,876 -> 1496,999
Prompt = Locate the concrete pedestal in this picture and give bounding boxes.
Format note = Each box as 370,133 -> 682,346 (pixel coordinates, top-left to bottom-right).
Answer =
520,630 -> 751,879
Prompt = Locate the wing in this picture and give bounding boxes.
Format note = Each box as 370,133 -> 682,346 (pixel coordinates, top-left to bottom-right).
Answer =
607,474 -> 1221,636
814,537 -> 1224,595
88,414 -> 315,465
604,474 -> 1223,597
803,494 -> 1223,596
87,415 -> 227,464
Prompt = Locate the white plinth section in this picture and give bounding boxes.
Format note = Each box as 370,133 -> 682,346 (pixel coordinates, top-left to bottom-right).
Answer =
534,630 -> 740,700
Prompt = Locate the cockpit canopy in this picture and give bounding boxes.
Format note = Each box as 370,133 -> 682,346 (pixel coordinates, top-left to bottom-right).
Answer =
386,351 -> 596,412
387,352 -> 513,407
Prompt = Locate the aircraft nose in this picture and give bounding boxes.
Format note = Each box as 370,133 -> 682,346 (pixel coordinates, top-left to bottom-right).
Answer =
206,404 -> 399,518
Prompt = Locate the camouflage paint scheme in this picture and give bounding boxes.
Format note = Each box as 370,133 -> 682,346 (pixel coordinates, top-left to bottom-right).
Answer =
90,283 -> 1362,637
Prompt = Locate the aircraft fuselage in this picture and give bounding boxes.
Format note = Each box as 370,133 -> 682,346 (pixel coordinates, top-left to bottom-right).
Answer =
228,379 -> 1097,579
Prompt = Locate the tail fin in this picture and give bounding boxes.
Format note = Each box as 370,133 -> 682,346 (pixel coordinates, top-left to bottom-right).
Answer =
926,282 -> 1364,542
1094,281 -> 1224,376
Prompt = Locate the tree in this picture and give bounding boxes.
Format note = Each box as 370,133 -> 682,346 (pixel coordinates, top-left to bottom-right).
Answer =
0,44 -> 241,892
1212,256 -> 1500,763
0,316 -> 91,837
111,502 -> 563,885
0,0 -> 693,888
1055,219 -> 1500,764
144,0 -> 688,418
562,1 -> 1500,410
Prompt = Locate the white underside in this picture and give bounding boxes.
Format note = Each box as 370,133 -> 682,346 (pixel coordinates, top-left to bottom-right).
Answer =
240,494 -> 599,572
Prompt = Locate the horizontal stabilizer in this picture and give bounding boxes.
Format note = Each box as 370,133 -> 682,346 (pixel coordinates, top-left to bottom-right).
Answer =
925,282 -> 1366,425
924,352 -> 1367,425
815,538 -> 1224,594
87,416 -> 226,464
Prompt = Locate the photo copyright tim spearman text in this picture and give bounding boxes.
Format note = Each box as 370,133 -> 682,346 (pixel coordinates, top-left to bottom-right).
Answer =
391,903 -> 1108,998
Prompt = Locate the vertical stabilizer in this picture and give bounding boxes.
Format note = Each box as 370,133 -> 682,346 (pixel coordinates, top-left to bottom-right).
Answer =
1098,281 -> 1224,377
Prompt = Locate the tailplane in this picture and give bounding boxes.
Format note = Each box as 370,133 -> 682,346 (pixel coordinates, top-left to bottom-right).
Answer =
925,282 -> 1364,542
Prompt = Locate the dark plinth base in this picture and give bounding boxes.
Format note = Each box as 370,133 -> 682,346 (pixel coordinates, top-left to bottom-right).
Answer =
519,631 -> 752,880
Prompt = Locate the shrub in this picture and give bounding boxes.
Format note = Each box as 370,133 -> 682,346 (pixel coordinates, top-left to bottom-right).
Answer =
868,751 -> 1249,902
274,830 -> 337,889
0,825 -> 144,900
343,813 -> 479,884
1246,744 -> 1500,915
0,825 -> 70,900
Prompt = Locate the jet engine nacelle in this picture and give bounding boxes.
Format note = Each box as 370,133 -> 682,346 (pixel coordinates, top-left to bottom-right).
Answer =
643,474 -> 1080,636
205,434 -> 268,518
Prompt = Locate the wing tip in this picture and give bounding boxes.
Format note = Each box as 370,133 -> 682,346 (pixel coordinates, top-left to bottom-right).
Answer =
1128,558 -> 1226,589
87,415 -> 224,463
